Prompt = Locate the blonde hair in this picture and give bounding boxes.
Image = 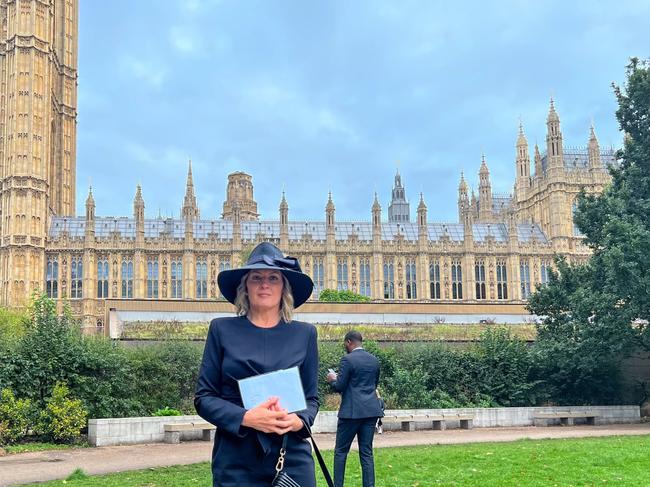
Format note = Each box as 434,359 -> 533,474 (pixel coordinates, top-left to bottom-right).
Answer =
234,271 -> 295,323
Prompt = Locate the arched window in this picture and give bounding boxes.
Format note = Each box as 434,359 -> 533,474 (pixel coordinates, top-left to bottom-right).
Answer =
70,256 -> 83,299
337,258 -> 349,291
147,258 -> 159,299
406,259 -> 417,299
312,257 -> 325,299
520,259 -> 531,299
451,261 -> 463,300
171,260 -> 183,298
496,261 -> 508,300
97,259 -> 109,298
359,258 -> 371,297
540,261 -> 551,285
196,260 -> 208,299
383,260 -> 395,299
46,257 -> 58,298
474,260 -> 486,300
121,260 -> 133,298
429,261 -> 441,299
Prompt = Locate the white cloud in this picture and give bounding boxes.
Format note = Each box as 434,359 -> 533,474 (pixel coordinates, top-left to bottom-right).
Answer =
169,25 -> 197,55
241,80 -> 360,141
181,0 -> 221,14
124,141 -> 188,171
119,55 -> 167,89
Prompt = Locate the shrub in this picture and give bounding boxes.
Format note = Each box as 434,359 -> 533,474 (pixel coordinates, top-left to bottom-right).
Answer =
153,407 -> 182,416
4,295 -> 82,405
71,336 -> 142,419
127,341 -> 203,415
474,327 -> 541,406
0,308 -> 28,351
0,389 -> 32,445
318,289 -> 371,302
1,295 -> 149,420
39,382 -> 88,443
384,365 -> 435,409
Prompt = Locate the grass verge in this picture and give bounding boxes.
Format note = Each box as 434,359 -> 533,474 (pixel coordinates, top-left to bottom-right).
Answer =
23,435 -> 650,486
5,441 -> 87,454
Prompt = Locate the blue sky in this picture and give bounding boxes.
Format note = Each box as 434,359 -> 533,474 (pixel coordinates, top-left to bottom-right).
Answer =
76,0 -> 650,222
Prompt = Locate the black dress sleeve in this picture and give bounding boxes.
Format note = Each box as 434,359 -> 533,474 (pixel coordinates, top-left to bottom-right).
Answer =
194,319 -> 247,437
295,324 -> 320,438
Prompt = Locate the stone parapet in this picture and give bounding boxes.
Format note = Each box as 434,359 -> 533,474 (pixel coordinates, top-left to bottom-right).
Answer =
89,405 -> 640,446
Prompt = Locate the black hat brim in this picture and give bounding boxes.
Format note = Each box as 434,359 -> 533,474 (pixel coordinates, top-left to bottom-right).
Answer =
217,263 -> 314,308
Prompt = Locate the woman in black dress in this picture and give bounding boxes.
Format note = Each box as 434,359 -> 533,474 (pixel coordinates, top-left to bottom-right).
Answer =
195,242 -> 319,486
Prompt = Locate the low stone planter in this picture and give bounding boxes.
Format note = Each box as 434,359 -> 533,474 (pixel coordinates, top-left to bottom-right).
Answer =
89,405 -> 641,446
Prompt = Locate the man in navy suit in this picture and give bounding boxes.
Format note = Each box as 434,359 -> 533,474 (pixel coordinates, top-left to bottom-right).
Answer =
327,330 -> 383,487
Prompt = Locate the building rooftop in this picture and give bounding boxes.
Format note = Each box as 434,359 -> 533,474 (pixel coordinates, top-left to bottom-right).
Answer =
540,147 -> 617,173
49,217 -> 549,244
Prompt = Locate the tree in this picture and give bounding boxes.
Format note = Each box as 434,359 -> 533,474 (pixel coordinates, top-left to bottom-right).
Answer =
528,58 -> 650,405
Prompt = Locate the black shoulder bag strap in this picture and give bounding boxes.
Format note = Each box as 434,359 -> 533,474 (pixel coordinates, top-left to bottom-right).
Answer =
273,421 -> 334,487
307,428 -> 334,487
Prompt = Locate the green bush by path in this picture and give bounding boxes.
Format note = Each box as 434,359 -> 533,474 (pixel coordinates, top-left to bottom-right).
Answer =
23,435 -> 650,486
0,294 -> 632,433
125,341 -> 203,415
152,407 -> 183,416
0,388 -> 32,445
38,382 -> 88,443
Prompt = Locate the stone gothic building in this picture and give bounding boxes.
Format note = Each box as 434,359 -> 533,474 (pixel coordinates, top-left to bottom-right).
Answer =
0,0 -> 617,326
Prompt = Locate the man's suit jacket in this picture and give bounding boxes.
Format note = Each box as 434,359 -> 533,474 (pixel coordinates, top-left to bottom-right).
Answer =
331,348 -> 383,419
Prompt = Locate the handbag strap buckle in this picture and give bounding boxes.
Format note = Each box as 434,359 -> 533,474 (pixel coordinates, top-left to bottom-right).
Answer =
275,447 -> 286,474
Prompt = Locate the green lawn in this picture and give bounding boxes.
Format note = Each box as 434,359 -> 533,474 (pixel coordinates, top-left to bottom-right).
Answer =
5,441 -> 86,454
26,435 -> 650,486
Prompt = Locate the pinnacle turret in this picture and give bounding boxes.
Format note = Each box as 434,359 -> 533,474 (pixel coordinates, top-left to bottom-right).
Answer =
182,159 -> 199,221
546,97 -> 564,168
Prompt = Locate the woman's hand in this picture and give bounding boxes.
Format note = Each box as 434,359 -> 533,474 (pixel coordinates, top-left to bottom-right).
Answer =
241,397 -> 301,434
281,412 -> 305,432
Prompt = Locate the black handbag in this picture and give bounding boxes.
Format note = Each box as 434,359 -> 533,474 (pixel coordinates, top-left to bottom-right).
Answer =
272,428 -> 334,487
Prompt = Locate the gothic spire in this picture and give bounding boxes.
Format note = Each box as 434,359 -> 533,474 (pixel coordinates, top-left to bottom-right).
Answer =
85,185 -> 95,207
85,185 -> 95,223
182,159 -> 199,221
458,171 -> 469,192
478,155 -> 492,221
417,192 -> 427,211
548,96 -> 559,122
134,184 -> 144,222
534,143 -> 543,176
326,192 -> 335,228
546,97 -> 564,168
588,123 -> 601,168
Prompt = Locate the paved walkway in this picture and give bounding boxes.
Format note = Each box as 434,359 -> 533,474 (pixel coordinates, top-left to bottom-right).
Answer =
1,423 -> 650,486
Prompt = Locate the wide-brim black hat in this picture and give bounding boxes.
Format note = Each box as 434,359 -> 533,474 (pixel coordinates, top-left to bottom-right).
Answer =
217,242 -> 314,308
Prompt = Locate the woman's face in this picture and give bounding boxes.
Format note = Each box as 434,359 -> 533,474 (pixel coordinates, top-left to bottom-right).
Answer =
246,269 -> 284,313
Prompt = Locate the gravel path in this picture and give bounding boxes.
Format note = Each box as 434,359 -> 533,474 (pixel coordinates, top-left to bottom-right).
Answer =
1,423 -> 649,486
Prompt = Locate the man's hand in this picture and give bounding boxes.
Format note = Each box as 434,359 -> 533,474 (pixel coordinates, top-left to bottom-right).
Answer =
241,397 -> 296,435
326,372 -> 337,383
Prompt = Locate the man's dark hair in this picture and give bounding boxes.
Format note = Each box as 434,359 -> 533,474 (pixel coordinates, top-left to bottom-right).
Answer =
344,330 -> 363,344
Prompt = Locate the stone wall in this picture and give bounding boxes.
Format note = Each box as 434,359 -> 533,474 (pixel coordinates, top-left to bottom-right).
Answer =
88,405 -> 640,446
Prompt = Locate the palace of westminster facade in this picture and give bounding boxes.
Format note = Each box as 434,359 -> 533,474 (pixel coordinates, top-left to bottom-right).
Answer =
0,0 -> 617,325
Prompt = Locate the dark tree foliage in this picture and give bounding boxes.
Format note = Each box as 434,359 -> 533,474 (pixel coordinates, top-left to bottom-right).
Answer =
528,59 -> 650,405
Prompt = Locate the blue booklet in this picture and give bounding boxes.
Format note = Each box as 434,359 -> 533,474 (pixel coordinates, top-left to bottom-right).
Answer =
238,366 -> 307,413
